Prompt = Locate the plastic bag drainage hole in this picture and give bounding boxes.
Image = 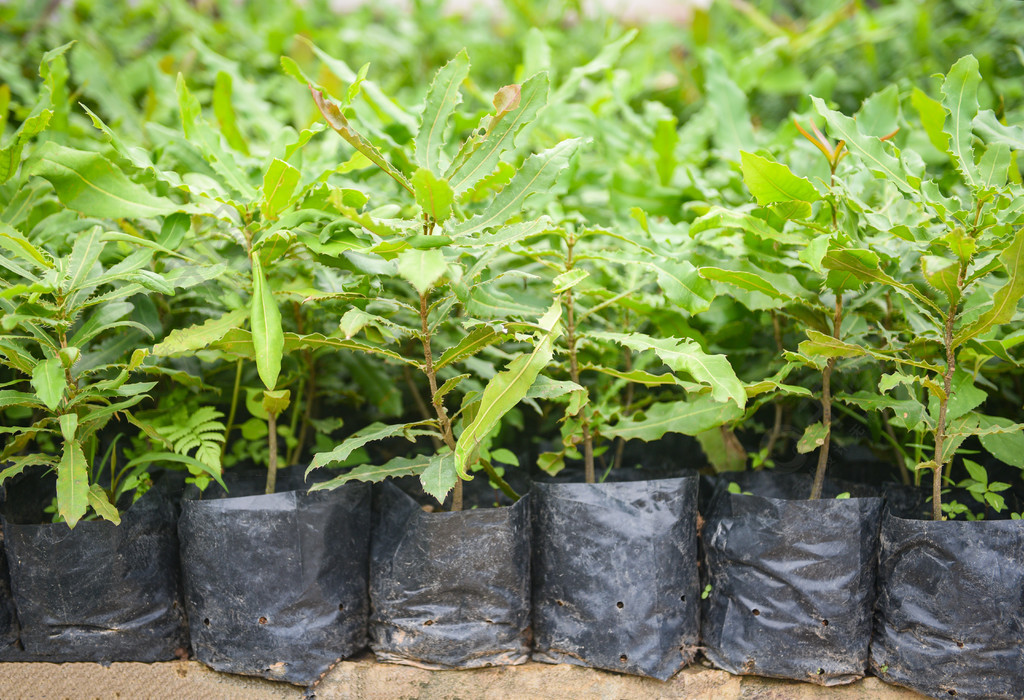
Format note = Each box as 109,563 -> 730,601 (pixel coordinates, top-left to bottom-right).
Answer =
423,620 -> 434,626
556,600 -> 565,607
821,619 -> 829,626
816,668 -> 824,675
338,604 -> 345,612
616,601 -> 624,609
948,691 -> 957,697
203,618 -> 210,627
956,641 -> 964,648
258,616 -> 268,625
619,655 -> 628,663
751,609 -> 760,616
680,595 -> 685,602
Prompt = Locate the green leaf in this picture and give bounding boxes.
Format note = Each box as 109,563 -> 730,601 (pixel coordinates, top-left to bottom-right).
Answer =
812,96 -> 917,195
963,458 -> 987,486
261,158 -> 300,220
308,454 -> 431,492
151,309 -> 247,356
59,413 -> 77,442
590,332 -> 745,408
308,421 -> 437,473
822,248 -> 939,313
797,421 -> 827,454
912,87 -> 948,153
213,71 -> 248,155
978,415 -> 1024,467
31,357 -> 66,410
397,248 -> 447,295
122,452 -> 226,491
941,55 -> 981,189
552,268 -> 589,293
0,390 -> 44,410
650,260 -> 715,314
699,266 -> 797,301
523,375 -> 588,416
451,138 -> 583,236
739,151 -> 820,205
453,302 -> 561,477
856,84 -> 900,138
973,110 -> 1024,151
262,389 -> 291,419
87,483 -> 120,525
654,116 -> 678,186
836,392 -> 931,432
57,439 -> 88,528
416,50 -> 469,174
250,256 -> 283,390
29,142 -> 180,218
922,255 -> 961,304
978,144 -> 1011,190
603,395 -> 743,442
702,48 -> 754,158
435,326 -> 514,370
412,168 -> 454,222
0,222 -> 53,269
421,452 -> 458,503
0,107 -> 52,184
955,229 -> 1024,346
448,72 -> 550,194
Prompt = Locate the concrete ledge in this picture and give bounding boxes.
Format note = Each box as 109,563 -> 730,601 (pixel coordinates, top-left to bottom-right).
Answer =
0,656 -> 926,699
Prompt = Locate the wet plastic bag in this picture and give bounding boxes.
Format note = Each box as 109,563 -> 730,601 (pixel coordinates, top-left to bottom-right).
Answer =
870,513 -> 1024,699
178,480 -> 370,685
701,489 -> 883,685
370,482 -> 531,669
0,490 -> 188,662
0,534 -> 19,658
531,478 -> 699,680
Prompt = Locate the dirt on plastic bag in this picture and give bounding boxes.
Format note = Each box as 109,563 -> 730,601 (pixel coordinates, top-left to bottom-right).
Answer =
178,476 -> 370,686
701,477 -> 883,685
870,512 -> 1024,700
0,488 -> 188,662
370,481 -> 531,669
531,477 -> 699,680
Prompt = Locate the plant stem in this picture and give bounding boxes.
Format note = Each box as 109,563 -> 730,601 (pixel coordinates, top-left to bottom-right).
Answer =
222,359 -> 243,458
810,294 -> 843,500
564,236 -> 595,483
932,299 -> 959,520
762,311 -> 785,469
613,346 -> 633,471
266,412 -> 278,495
479,459 -> 520,501
288,352 -> 316,466
419,292 -> 460,510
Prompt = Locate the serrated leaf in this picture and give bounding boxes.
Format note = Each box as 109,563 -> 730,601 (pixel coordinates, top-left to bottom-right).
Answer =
978,143 -> 1011,190
651,260 -> 715,314
416,50 -> 469,174
412,167 -> 454,221
739,151 -> 820,205
435,326 -> 514,369
31,357 -> 66,410
308,421 -> 437,473
922,255 -> 961,304
812,96 -> 916,195
978,415 -> 1024,467
451,138 -> 583,236
448,72 -> 549,194
151,309 -> 247,356
397,248 -> 447,295
261,158 -> 300,220
836,392 -> 931,432
912,87 -> 948,153
796,421 -> 827,454
421,452 -> 458,503
250,256 -> 283,390
603,395 -> 743,442
941,54 -> 981,189
0,222 -> 53,269
30,142 -> 181,218
591,332 -> 745,408
309,454 -> 431,492
955,229 -> 1024,345
699,266 -> 796,301
87,484 -> 120,525
552,268 -> 588,293
453,303 -> 561,477
702,48 -> 754,158
57,439 -> 88,528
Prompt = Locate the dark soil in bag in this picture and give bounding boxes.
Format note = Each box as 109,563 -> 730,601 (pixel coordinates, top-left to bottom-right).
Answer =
178,475 -> 370,686
531,477 -> 700,680
701,487 -> 883,685
0,487 -> 188,662
870,513 -> 1024,700
370,481 -> 531,669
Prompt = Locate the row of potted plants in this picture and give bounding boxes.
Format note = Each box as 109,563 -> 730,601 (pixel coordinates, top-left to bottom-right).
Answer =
1,2 -> 1023,698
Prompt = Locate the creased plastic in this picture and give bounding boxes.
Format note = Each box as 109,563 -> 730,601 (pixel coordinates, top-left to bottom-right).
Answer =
178,480 -> 370,686
0,490 -> 188,662
701,482 -> 883,685
0,532 -> 20,658
531,478 -> 699,680
870,513 -> 1024,700
370,481 -> 531,669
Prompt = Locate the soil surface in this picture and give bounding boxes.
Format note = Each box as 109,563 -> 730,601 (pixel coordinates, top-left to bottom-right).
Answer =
0,654 -> 927,699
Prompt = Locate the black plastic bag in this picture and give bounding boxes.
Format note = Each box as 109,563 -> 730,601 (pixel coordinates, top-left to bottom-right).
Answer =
0,490 -> 188,662
531,478 -> 699,680
370,482 -> 531,669
0,531 -> 19,658
178,480 -> 370,686
870,513 -> 1024,699
701,489 -> 883,685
